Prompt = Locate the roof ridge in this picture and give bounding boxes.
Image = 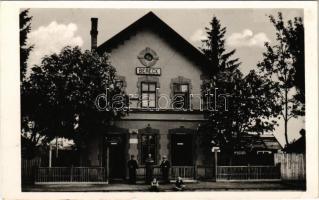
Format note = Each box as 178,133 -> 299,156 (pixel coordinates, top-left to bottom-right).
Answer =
96,11 -> 211,71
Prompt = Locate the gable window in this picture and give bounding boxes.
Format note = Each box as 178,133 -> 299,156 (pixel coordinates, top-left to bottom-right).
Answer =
172,83 -> 189,109
141,82 -> 156,108
140,134 -> 157,165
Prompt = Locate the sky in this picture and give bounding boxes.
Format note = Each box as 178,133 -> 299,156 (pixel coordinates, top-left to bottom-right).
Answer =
26,8 -> 304,146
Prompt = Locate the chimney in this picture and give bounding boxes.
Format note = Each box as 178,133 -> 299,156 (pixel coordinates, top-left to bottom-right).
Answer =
90,18 -> 98,50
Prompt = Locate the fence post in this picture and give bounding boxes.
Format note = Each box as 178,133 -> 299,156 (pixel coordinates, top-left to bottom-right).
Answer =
276,163 -> 281,179
70,166 -> 73,182
49,145 -> 52,167
194,165 -> 197,180
214,150 -> 218,181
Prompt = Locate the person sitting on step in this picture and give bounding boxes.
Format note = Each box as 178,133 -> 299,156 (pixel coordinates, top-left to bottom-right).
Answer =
174,176 -> 186,191
150,178 -> 160,192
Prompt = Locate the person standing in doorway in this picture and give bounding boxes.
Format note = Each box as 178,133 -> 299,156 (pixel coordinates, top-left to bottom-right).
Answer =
160,155 -> 170,183
127,155 -> 138,184
145,153 -> 155,184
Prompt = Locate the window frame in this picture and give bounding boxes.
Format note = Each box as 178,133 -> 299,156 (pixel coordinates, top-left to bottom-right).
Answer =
140,81 -> 157,108
172,83 -> 190,109
139,133 -> 158,165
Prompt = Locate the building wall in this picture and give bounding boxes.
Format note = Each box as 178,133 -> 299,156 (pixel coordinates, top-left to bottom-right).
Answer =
86,115 -> 208,167
88,26 -> 208,175
116,118 -> 203,165
87,134 -> 102,166
108,28 -> 204,110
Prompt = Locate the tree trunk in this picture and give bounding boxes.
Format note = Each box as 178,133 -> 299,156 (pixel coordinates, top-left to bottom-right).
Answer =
284,88 -> 289,145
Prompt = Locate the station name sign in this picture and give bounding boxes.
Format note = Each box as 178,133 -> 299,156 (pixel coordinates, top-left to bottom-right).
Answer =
136,67 -> 161,76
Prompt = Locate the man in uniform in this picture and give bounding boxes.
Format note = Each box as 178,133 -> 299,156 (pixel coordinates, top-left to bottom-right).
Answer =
160,155 -> 170,183
127,155 -> 138,184
145,153 -> 155,184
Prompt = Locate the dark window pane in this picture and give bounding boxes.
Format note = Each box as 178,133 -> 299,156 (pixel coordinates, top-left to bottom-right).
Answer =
173,83 -> 180,92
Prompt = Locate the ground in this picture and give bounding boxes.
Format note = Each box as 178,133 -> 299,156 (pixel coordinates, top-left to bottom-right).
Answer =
23,181 -> 306,192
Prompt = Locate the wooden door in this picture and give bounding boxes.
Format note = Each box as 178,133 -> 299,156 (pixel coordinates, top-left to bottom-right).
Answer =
171,134 -> 193,166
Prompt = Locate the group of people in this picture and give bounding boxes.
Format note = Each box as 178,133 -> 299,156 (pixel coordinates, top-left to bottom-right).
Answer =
127,154 -> 186,191
150,176 -> 186,192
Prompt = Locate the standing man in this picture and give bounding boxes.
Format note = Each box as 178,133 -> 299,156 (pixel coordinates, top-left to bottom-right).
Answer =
145,153 -> 155,184
160,155 -> 170,183
127,155 -> 138,184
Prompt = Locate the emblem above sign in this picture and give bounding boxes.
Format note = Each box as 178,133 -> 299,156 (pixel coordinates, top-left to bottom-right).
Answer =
137,47 -> 159,67
136,47 -> 161,76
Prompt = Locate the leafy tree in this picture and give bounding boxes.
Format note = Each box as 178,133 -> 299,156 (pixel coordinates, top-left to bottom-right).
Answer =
21,46 -> 127,161
20,9 -> 37,159
199,70 -> 280,161
257,12 -> 305,145
284,16 -> 305,108
20,9 -> 33,81
199,17 -> 280,164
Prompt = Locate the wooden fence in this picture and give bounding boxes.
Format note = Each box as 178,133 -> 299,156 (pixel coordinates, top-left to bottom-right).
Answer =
216,166 -> 281,181
197,166 -> 215,179
274,153 -> 305,181
28,164 -> 284,183
171,166 -> 196,180
35,166 -> 195,183
35,167 -> 107,184
22,158 -> 41,184
137,166 -> 196,180
136,166 -> 160,180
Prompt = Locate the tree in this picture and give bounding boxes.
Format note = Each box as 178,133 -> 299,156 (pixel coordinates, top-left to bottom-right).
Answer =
199,17 -> 281,164
20,9 -> 37,159
21,46 -> 127,161
200,16 -> 242,145
199,70 -> 280,161
285,16 -> 305,110
257,12 -> 305,145
20,9 -> 33,81
201,16 -> 241,80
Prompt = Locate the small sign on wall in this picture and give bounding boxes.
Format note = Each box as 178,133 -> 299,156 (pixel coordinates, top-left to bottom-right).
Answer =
136,67 -> 161,76
129,138 -> 138,144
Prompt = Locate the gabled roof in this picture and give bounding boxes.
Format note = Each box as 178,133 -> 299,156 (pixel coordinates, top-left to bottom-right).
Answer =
260,135 -> 283,150
234,134 -> 282,151
97,11 -> 210,70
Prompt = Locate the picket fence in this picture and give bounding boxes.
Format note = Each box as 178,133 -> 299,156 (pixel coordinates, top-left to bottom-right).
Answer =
22,158 -> 42,184
274,153 -> 305,181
